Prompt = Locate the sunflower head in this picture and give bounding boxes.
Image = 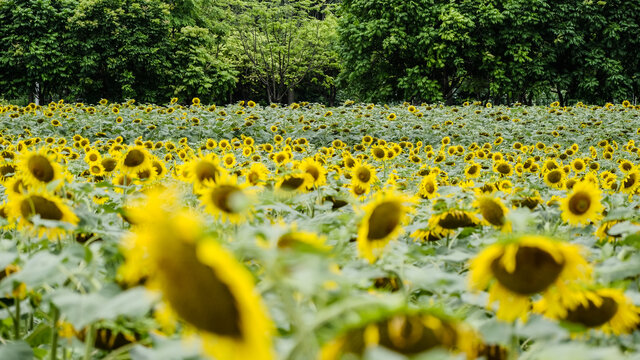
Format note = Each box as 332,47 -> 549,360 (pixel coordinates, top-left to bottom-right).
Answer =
418,173 -> 438,199
119,188 -> 273,359
8,190 -> 78,240
17,148 -> 64,189
559,181 -> 603,226
473,195 -> 510,231
357,190 -> 416,263
118,146 -> 152,175
200,174 -> 253,224
320,311 -> 480,359
187,154 -> 227,190
469,235 -> 591,322
534,286 -> 640,335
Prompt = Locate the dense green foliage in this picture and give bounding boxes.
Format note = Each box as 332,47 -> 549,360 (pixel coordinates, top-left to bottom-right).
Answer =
1,0 -> 639,105
338,0 -> 640,105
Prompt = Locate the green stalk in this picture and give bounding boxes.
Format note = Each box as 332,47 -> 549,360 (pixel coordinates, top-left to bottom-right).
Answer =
83,324 -> 95,360
13,296 -> 20,339
50,305 -> 59,360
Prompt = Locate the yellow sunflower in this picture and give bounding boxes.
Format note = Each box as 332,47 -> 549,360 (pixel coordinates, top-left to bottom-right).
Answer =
428,209 -> 479,238
8,190 -> 78,240
275,171 -> 314,193
620,170 -> 640,194
200,174 -> 253,224
320,310 -> 480,359
357,190 -> 415,263
17,148 -> 64,189
417,173 -> 438,199
245,162 -> 269,186
543,169 -> 565,189
297,158 -> 327,188
473,195 -> 511,231
117,146 -> 153,175
119,189 -> 274,360
351,161 -> 377,191
534,286 -> 639,335
559,181 -> 603,226
464,161 -> 482,179
186,153 -> 227,190
469,235 -> 591,322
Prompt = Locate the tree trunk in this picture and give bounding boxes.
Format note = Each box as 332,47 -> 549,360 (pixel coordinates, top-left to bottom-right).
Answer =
288,88 -> 295,104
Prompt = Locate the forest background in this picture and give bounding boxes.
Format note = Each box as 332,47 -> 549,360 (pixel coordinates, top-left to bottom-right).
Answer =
1,0 -> 639,106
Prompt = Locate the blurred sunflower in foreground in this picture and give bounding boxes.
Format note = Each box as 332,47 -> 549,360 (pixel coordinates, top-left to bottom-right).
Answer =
534,285 -> 639,335
469,235 -> 591,322
319,310 -> 482,359
357,190 -> 416,263
119,188 -> 273,360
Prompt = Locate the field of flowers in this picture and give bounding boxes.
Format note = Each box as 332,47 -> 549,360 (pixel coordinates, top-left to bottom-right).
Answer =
1,99 -> 640,359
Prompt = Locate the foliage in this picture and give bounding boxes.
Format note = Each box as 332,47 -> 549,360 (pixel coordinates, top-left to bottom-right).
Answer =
1,99 -> 640,358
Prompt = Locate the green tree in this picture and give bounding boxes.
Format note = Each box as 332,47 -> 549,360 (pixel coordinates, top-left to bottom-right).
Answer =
230,0 -> 340,104
0,0 -> 77,103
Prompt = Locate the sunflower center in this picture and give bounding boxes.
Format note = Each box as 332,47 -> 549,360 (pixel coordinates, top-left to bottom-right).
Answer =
373,148 -> 385,159
88,154 -> 99,162
479,200 -> 505,226
28,155 -> 55,182
468,165 -> 478,175
497,163 -> 510,174
568,192 -> 591,215
195,161 -> 219,183
211,185 -> 243,214
20,195 -> 64,221
623,174 -> 636,189
366,201 -> 402,240
357,167 -> 371,183
158,241 -> 242,338
281,176 -> 305,190
379,316 -> 458,355
102,158 -> 117,172
1,164 -> 16,176
564,296 -> 618,328
123,149 -> 145,167
137,169 -> 152,179
490,246 -> 564,295
546,170 -> 562,183
305,166 -> 320,181
437,212 -> 476,229
424,181 -> 435,194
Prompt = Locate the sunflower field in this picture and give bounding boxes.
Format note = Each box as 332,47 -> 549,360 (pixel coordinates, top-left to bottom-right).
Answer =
2,99 -> 640,359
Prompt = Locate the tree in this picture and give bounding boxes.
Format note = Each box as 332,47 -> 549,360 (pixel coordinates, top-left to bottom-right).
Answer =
231,0 -> 339,104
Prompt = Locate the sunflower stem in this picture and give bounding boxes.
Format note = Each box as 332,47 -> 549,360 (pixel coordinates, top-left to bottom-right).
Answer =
509,324 -> 519,360
13,295 -> 20,339
50,305 -> 59,360
83,323 -> 95,360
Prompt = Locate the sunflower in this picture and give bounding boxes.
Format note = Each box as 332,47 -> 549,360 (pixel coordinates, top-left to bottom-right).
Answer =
0,160 -> 16,183
276,171 -> 313,193
543,169 -> 565,189
17,148 -> 64,189
559,181 -> 603,226
473,195 -> 510,231
371,146 -> 387,161
357,191 -> 415,263
297,158 -> 327,188
244,163 -> 269,186
222,153 -> 236,168
417,173 -> 438,199
571,158 -> 586,173
200,174 -> 252,224
464,162 -> 481,179
186,154 -> 227,190
428,209 -> 479,238
493,161 -> 513,177
619,170 -> 639,194
469,235 -> 591,322
320,310 -> 480,359
118,146 -> 153,175
534,286 -> 639,335
119,189 -> 273,360
84,149 -> 102,164
8,190 -> 79,240
351,161 -> 377,190
276,229 -> 328,252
